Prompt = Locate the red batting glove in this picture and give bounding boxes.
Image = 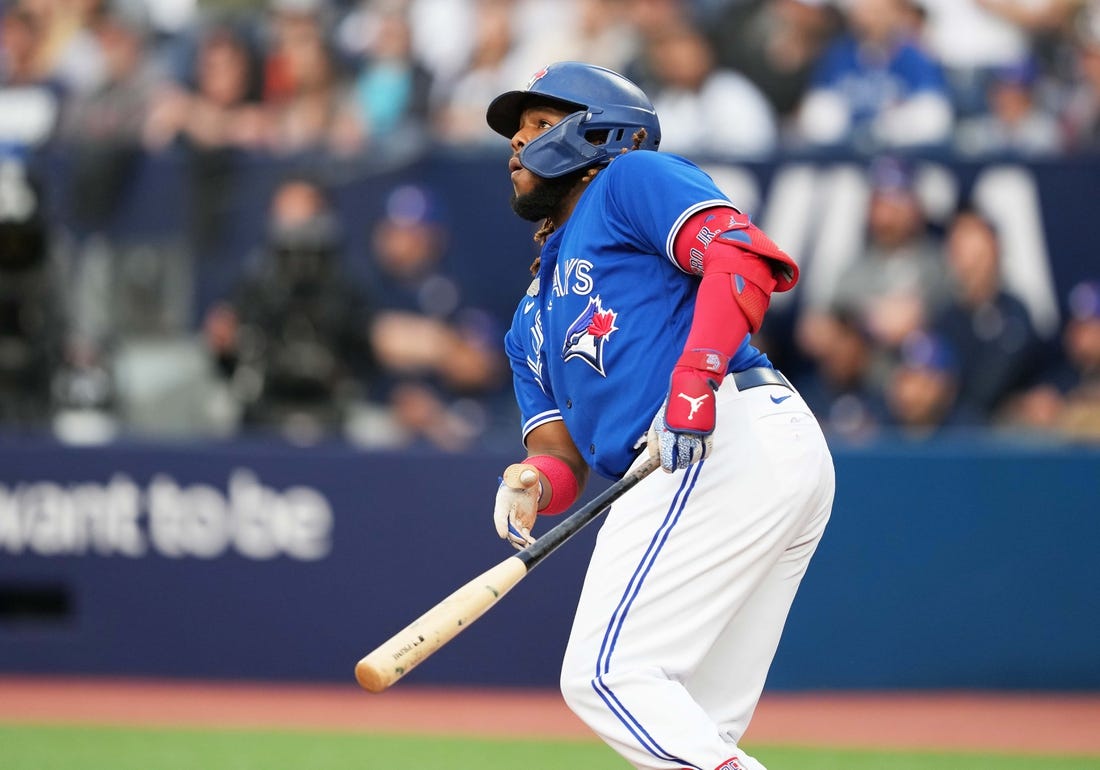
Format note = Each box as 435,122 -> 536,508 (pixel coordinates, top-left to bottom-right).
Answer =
648,349 -> 729,473
665,368 -> 715,435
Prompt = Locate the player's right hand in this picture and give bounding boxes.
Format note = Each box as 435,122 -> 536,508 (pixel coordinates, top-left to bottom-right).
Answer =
494,464 -> 541,550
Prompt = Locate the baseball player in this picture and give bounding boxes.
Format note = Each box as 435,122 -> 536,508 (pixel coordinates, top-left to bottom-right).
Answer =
489,62 -> 835,770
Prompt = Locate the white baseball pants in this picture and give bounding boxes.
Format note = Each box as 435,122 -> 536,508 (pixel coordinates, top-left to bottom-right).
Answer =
560,375 -> 835,770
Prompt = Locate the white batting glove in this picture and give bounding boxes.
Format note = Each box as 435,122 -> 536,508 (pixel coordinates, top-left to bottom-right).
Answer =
647,399 -> 714,473
494,463 -> 542,550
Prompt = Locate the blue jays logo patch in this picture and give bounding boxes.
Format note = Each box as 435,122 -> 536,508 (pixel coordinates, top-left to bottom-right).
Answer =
562,296 -> 618,376
526,65 -> 550,90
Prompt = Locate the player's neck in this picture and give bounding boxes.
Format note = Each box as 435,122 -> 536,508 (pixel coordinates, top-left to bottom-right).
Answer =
553,173 -> 596,228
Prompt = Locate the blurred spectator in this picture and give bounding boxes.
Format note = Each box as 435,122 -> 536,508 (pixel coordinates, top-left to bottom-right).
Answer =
1,4 -> 44,86
430,0 -> 533,147
916,0 -> 1052,115
931,206 -> 1042,418
554,0 -> 639,75
704,0 -> 842,125
883,329 -> 980,438
619,0 -> 698,94
795,0 -> 955,151
144,21 -> 266,253
342,2 -> 434,163
796,308 -> 889,443
144,22 -> 266,153
1001,280 -> 1100,441
363,183 -> 508,450
204,175 -> 377,444
22,0 -> 108,95
974,0 -> 1083,73
50,1 -> 171,439
260,0 -> 359,155
402,0 -> 476,86
644,19 -> 778,158
56,0 -> 160,231
1061,14 -> 1100,151
0,157 -> 68,428
954,57 -> 1065,156
0,4 -> 63,149
797,157 -> 951,359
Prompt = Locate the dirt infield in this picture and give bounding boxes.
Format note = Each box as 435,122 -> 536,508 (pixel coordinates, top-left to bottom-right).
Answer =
1,677 -> 1098,755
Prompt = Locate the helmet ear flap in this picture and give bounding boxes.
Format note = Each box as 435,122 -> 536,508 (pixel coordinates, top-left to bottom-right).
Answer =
518,110 -> 609,178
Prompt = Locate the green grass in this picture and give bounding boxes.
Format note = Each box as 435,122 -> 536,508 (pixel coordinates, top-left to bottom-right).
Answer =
2,724 -> 1099,770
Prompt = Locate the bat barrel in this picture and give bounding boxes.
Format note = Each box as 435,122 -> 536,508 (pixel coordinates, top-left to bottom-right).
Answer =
355,556 -> 528,692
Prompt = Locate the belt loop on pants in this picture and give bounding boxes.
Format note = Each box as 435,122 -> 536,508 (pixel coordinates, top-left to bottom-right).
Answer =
730,366 -> 792,392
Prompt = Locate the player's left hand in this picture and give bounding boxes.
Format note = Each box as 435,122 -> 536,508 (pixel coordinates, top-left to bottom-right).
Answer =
494,464 -> 542,549
647,364 -> 718,473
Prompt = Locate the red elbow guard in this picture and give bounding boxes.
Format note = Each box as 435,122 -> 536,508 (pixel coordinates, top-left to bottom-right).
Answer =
732,272 -> 770,333
672,206 -> 800,290
671,206 -> 800,363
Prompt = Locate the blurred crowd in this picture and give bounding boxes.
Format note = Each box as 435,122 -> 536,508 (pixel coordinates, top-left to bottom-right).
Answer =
7,0 -> 1100,160
777,156 -> 1100,444
1,0 -> 1099,449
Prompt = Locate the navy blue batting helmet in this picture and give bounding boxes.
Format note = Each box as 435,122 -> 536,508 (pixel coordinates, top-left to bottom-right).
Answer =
486,61 -> 661,178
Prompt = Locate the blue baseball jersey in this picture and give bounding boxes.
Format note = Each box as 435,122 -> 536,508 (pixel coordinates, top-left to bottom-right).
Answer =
505,151 -> 771,479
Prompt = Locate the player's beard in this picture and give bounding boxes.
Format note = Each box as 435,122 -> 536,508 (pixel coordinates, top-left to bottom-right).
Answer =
510,169 -> 586,222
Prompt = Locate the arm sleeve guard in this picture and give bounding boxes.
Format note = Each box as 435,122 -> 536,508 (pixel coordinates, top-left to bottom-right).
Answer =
672,206 -> 800,359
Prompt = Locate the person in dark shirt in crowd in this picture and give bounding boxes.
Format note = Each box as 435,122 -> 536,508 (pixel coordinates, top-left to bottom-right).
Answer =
931,205 -> 1041,419
0,158 -> 68,428
796,308 -> 889,443
883,329 -> 981,438
363,182 -> 507,451
1002,280 -> 1100,441
143,21 -> 268,255
204,175 -> 376,443
57,0 -> 160,232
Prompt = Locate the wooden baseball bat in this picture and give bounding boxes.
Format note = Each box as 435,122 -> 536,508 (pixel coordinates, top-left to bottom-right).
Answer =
355,454 -> 661,693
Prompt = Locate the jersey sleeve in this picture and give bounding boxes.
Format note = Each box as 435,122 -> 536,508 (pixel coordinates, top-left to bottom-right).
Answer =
503,304 -> 562,446
601,151 -> 733,270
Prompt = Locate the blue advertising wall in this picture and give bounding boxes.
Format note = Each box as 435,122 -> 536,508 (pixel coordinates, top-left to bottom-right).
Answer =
1,438 -> 1098,690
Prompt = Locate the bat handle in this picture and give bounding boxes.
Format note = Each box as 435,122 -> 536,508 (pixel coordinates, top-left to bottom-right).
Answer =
517,453 -> 660,571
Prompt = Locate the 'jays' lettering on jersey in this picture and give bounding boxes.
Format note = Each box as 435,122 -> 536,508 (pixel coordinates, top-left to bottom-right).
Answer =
504,151 -> 772,478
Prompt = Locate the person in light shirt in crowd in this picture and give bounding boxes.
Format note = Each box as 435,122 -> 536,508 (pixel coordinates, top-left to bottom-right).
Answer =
644,19 -> 778,158
954,58 -> 1064,156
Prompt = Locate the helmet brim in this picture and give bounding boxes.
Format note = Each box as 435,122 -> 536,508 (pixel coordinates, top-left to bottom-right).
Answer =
486,90 -> 587,138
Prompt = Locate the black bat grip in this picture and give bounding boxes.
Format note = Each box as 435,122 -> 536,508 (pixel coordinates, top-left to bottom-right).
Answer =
516,455 -> 661,571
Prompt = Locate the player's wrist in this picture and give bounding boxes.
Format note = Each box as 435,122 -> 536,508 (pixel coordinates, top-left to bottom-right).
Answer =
524,454 -> 579,515
675,348 -> 729,389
